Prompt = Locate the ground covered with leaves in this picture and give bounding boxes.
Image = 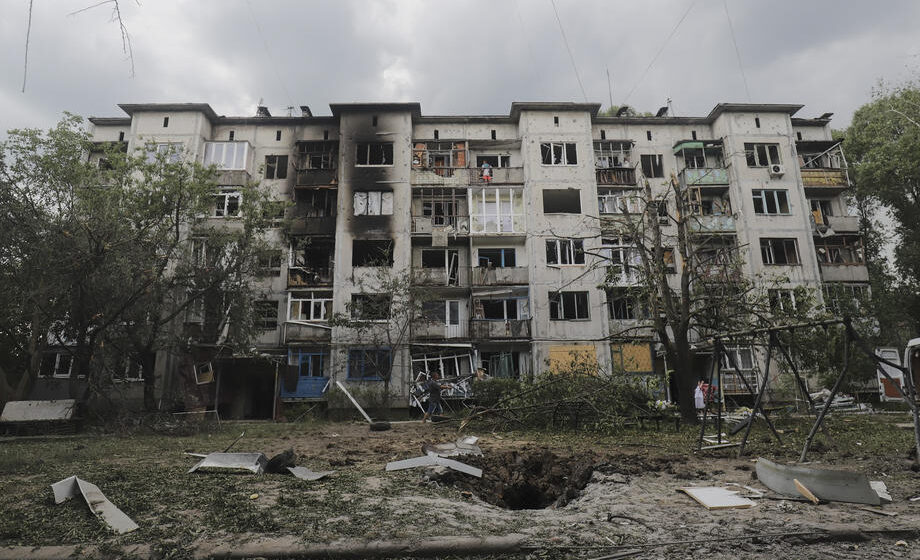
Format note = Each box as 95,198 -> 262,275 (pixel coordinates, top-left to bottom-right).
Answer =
0,412 -> 919,559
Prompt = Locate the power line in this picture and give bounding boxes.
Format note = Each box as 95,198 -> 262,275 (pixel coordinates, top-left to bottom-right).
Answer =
723,0 -> 751,102
622,0 -> 696,105
550,0 -> 588,103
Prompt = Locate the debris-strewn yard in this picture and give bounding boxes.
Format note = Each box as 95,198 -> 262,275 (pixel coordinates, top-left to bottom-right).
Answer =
1,413 -> 919,559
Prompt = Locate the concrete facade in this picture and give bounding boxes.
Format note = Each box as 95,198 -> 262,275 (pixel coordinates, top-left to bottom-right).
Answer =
83,101 -> 866,417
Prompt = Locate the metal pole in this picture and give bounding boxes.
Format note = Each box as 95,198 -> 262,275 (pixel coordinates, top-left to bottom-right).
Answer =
738,334 -> 776,457
800,325 -> 850,462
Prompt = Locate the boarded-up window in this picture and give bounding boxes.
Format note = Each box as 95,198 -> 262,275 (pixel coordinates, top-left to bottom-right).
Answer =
548,345 -> 598,373
610,343 -> 652,373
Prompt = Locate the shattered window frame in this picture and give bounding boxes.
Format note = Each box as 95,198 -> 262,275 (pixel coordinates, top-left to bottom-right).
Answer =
546,238 -> 585,266
254,300 -> 279,330
347,348 -> 391,380
212,187 -> 242,218
548,291 -> 590,320
540,142 -> 578,166
760,238 -> 800,265
744,143 -> 781,168
752,189 -> 790,215
264,154 -> 289,180
356,142 -> 394,166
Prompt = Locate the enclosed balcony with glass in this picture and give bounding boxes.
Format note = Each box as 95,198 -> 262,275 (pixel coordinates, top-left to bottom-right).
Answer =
674,140 -> 728,186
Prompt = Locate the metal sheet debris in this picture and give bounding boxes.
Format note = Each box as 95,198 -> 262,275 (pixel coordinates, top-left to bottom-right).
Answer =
678,487 -> 756,510
1,400 -> 76,422
188,452 -> 267,474
755,457 -> 890,505
288,466 -> 335,481
386,455 -> 483,477
422,436 -> 483,457
51,476 -> 139,534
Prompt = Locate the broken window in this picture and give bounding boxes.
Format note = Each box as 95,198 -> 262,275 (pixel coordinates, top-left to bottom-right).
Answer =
601,237 -> 639,280
470,188 -> 523,233
593,141 -> 632,169
768,289 -> 798,313
546,239 -> 585,265
542,189 -> 581,213
799,149 -> 843,169
478,248 -> 515,268
760,238 -> 800,265
540,142 -> 577,165
39,352 -> 73,378
661,248 -> 676,273
297,141 -> 337,169
265,155 -> 288,179
607,288 -> 645,320
822,283 -> 869,313
295,189 -> 336,218
289,238 -> 334,280
722,347 -> 755,371
203,141 -> 249,170
549,291 -> 590,320
421,300 -> 460,326
288,291 -> 333,321
352,240 -> 394,267
413,141 -> 467,168
257,250 -> 283,277
213,187 -> 242,217
810,199 -> 833,225
351,294 -> 391,321
640,154 -> 664,178
422,199 -> 458,226
348,348 -> 391,380
479,351 -> 521,379
477,298 -> 520,320
598,189 -> 641,214
289,349 -> 327,378
353,191 -> 394,216
752,190 -> 790,215
815,235 -> 864,265
744,143 -> 781,167
356,142 -> 394,166
254,300 -> 279,330
145,142 -> 182,164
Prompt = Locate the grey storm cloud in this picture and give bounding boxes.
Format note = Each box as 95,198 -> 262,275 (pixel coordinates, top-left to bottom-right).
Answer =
1,0 -> 919,132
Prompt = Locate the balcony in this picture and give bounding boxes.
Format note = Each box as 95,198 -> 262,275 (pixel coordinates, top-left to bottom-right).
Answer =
681,167 -> 729,186
471,266 -> 528,286
688,214 -> 735,233
411,267 -> 470,287
288,216 -> 336,235
605,268 -> 640,286
411,167 -> 470,186
470,319 -> 531,339
801,169 -> 848,188
411,215 -> 471,235
595,167 -> 637,186
295,169 -> 337,187
819,264 -> 869,283
287,267 -> 333,288
283,322 -> 332,343
203,141 -> 252,173
473,167 -> 524,185
824,215 -> 860,233
412,321 -> 469,340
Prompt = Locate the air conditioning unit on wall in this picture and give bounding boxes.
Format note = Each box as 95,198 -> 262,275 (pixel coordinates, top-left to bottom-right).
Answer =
769,164 -> 785,177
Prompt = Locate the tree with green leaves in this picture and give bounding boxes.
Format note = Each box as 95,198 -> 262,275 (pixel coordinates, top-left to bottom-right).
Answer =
0,114 -> 275,411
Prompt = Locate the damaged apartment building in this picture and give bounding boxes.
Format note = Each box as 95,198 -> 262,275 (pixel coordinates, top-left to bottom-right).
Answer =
74,101 -> 866,419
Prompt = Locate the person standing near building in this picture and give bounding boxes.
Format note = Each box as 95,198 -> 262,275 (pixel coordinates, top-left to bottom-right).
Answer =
694,379 -> 706,417
422,372 -> 450,422
481,160 -> 492,183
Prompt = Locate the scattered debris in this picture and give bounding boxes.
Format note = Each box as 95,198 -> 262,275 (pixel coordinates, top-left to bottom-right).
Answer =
335,381 -> 373,424
288,466 -> 335,481
51,476 -> 138,534
859,506 -> 897,517
794,479 -> 820,504
249,493 -> 259,500
896,540 -> 908,547
423,436 -> 483,457
869,481 -> 892,503
188,452 -> 267,474
755,457 -> 891,506
677,486 -> 756,510
223,431 -> 245,452
386,455 -> 483,477
1,399 -> 76,422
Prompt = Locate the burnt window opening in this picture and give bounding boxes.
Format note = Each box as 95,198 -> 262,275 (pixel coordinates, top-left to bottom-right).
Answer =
549,291 -> 590,320
755,117 -> 761,128
646,130 -> 652,141
640,154 -> 664,178
479,298 -> 520,320
554,116 -> 559,126
421,249 -> 459,269
351,294 -> 391,321
546,239 -> 585,265
118,131 -> 125,142
290,239 -> 335,273
265,155 -> 289,180
542,189 -> 581,213
348,348 -> 391,380
254,300 -> 279,330
297,141 -> 338,169
353,239 -> 394,267
608,288 -> 645,320
478,248 -> 516,268
796,131 -> 803,141
276,130 -> 282,141
372,115 -> 378,127
356,142 -> 394,166
353,191 -> 394,216
295,188 -> 336,217
163,117 -> 169,128
540,142 -> 577,165
323,130 -> 329,140
434,129 -> 439,140
257,250 -> 283,277
691,131 -> 697,140
760,238 -> 800,265
491,129 -> 497,140
600,130 -> 606,140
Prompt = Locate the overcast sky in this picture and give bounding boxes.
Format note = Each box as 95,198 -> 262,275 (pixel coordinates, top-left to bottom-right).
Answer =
2,0 -> 919,133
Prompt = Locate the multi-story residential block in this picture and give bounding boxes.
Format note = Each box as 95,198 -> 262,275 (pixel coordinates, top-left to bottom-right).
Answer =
81,101 -> 864,418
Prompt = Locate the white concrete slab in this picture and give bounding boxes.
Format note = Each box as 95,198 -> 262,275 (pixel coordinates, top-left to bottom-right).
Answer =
1,400 -> 75,422
678,487 -> 756,510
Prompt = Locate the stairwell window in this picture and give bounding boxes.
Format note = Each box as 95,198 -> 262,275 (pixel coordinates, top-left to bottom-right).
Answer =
752,189 -> 790,215
356,142 -> 394,166
265,155 -> 288,179
354,191 -> 394,216
213,187 -> 242,217
640,154 -> 664,178
549,291 -> 590,320
255,300 -> 279,330
351,294 -> 392,321
744,143 -> 781,167
760,238 -> 800,265
546,239 -> 585,265
540,142 -> 577,165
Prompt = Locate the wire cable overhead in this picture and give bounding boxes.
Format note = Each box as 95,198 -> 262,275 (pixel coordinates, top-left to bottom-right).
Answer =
550,0 -> 588,103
